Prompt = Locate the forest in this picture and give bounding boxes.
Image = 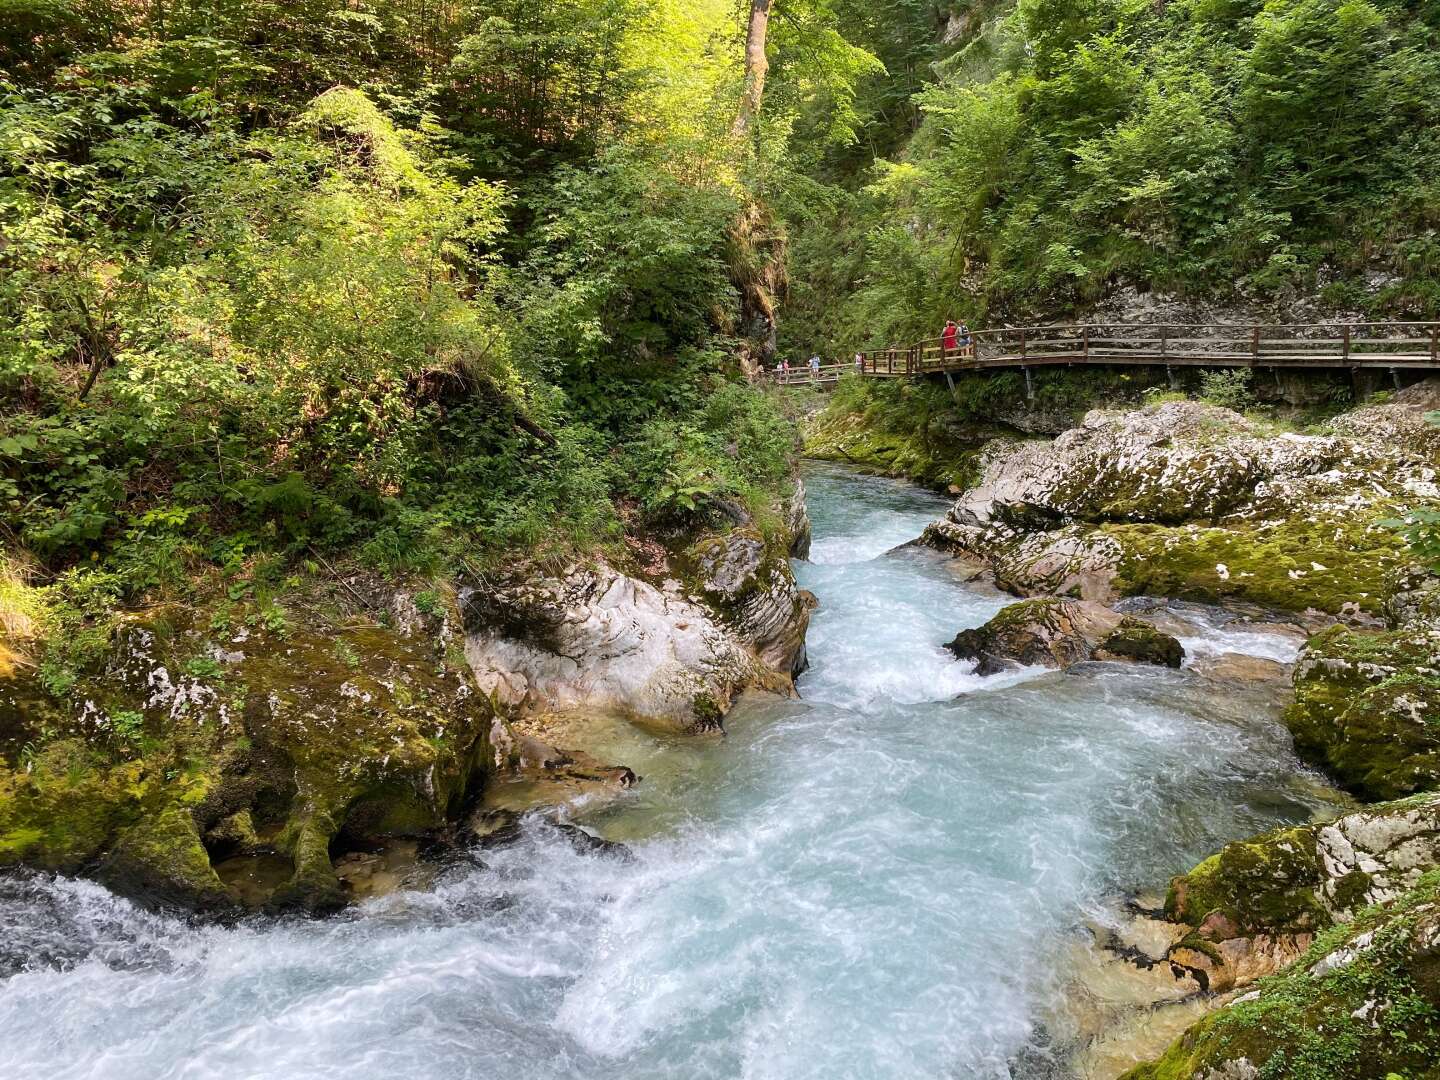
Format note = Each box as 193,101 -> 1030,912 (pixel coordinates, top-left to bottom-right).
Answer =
4,0 -> 1438,705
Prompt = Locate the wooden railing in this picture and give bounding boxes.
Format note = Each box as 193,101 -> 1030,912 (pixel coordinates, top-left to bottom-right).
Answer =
766,322 -> 1440,388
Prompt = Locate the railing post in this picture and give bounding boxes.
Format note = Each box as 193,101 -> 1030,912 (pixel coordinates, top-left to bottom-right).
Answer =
1431,325 -> 1438,365
1342,324 -> 1351,364
1082,325 -> 1089,361
1251,326 -> 1260,365
887,349 -> 893,375
1020,328 -> 1028,359
1160,325 -> 1167,359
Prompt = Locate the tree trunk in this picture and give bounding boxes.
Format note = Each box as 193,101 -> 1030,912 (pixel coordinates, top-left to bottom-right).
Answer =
732,0 -> 772,139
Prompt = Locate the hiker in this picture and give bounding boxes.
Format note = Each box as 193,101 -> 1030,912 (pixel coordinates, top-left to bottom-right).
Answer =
781,358 -> 790,383
774,358 -> 783,382
809,354 -> 821,379
941,319 -> 960,354
958,321 -> 972,352
854,352 -> 864,373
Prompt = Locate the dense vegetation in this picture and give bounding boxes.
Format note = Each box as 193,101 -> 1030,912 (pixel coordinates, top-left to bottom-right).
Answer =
780,0 -> 1440,358
0,0 -> 895,688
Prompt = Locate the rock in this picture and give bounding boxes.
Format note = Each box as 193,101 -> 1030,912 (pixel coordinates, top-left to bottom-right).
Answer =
462,562 -> 785,730
99,806 -> 234,915
1161,793 -> 1440,993
0,590 -> 504,916
924,400 -> 1431,617
1125,873 -> 1440,1079
1094,620 -> 1185,668
684,526 -> 816,677
1190,652 -> 1288,684
945,598 -> 1182,674
786,477 -> 812,559
1283,624 -> 1440,801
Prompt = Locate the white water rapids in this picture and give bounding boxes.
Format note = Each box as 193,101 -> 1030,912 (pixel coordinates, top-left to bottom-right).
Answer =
0,464 -> 1343,1079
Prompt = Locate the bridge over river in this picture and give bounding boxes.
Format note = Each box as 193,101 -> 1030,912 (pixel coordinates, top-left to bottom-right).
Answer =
772,321 -> 1440,391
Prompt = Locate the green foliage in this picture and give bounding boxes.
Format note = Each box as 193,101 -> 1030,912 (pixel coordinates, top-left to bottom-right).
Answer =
1197,368 -> 1255,410
0,0 -> 808,695
783,0 -> 1440,344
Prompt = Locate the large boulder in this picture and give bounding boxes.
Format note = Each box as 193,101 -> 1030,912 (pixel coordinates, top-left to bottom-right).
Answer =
924,400 -> 1433,617
1161,793 -> 1440,994
0,588 -> 505,916
1126,869 -> 1440,1079
945,597 -> 1183,675
462,562 -> 789,730
1283,624 -> 1440,801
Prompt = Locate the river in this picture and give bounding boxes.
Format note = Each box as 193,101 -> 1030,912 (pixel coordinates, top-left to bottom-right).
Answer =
0,464 -> 1342,1079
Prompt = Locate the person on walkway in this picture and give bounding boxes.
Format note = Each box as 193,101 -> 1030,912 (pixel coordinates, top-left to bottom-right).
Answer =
780,358 -> 790,383
809,354 -> 821,380
774,358 -> 784,382
958,321 -> 972,353
941,319 -> 959,354
854,352 -> 864,373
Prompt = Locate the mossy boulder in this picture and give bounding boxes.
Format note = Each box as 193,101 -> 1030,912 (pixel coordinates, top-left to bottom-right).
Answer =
803,404 -> 983,491
924,400 -> 1431,619
0,589 -> 502,915
1125,871 -> 1440,1080
1161,794 -> 1440,994
1284,626 -> 1440,801
946,598 -> 1182,674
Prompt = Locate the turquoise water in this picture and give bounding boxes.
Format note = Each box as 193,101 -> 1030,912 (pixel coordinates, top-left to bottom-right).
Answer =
0,465 -> 1338,1079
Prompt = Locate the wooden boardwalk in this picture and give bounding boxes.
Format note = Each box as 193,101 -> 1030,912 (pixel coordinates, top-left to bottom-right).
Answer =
769,321 -> 1440,388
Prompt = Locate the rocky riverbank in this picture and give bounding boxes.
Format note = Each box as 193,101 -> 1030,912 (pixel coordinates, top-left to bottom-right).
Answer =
0,485 -> 814,915
851,385 -> 1440,1077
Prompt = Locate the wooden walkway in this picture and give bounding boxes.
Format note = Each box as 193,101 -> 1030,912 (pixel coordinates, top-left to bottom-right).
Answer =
769,322 -> 1440,388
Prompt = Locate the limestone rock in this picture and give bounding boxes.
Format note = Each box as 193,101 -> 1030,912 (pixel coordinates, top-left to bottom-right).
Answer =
1162,793 -> 1440,992
1284,624 -> 1440,800
924,400 -> 1432,617
462,563 -> 777,730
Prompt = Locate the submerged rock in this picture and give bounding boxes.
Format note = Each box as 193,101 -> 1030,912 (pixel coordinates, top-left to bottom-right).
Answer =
945,598 -> 1183,675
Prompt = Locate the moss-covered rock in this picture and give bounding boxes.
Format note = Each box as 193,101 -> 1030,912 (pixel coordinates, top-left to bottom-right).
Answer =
1125,871 -> 1440,1080
803,400 -> 984,490
1161,794 -> 1440,994
922,399 -> 1432,619
945,597 -> 1182,674
1283,626 -> 1440,801
0,587 -> 503,914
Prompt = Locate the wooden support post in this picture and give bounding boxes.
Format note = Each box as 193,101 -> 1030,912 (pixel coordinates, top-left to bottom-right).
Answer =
1392,367 -> 1402,391
1023,365 -> 1034,403
944,370 -> 957,399
1166,364 -> 1177,390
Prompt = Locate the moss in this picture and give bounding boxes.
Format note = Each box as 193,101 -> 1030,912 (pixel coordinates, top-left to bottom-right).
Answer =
1125,873 -> 1440,1080
803,400 -> 983,491
1105,514 -> 1407,616
0,597 -> 499,913
100,805 -> 232,913
1284,626 -> 1440,800
1097,618 -> 1184,667
1165,825 -> 1329,937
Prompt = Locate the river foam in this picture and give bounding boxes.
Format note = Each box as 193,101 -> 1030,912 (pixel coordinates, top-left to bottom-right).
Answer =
0,464 -> 1341,1080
